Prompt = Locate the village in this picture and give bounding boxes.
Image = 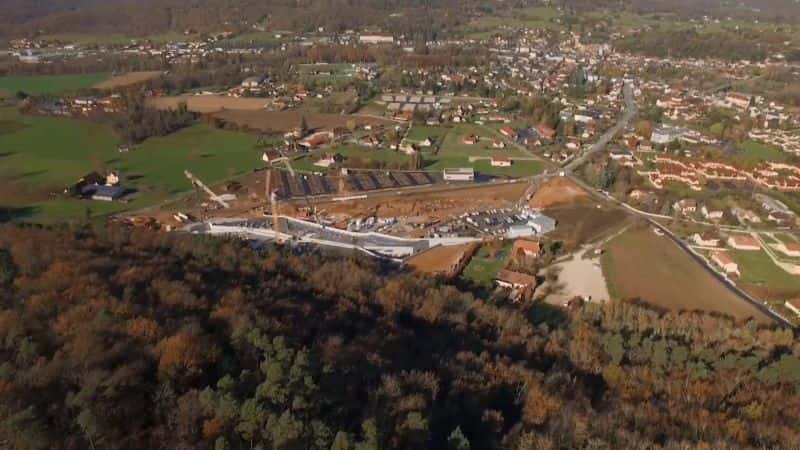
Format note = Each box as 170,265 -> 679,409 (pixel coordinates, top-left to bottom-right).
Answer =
4,9 -> 800,326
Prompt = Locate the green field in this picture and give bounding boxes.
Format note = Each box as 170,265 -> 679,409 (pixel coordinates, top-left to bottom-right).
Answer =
406,125 -> 449,144
463,243 -> 511,286
461,6 -> 562,38
417,123 -> 545,177
0,73 -> 109,96
734,140 -> 787,165
423,157 -> 545,178
731,250 -> 800,292
0,107 -> 259,223
293,144 -> 413,172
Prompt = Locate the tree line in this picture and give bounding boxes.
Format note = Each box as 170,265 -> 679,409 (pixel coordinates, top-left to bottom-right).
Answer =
0,223 -> 798,449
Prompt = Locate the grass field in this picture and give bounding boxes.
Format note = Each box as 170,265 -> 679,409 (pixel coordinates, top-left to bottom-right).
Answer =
438,124 -> 527,158
463,243 -> 511,286
406,125 -> 449,144
0,73 -> 109,96
423,157 -> 545,178
293,145 -> 412,172
0,107 -> 259,223
461,6 -> 561,38
731,250 -> 800,292
735,140 -> 787,165
601,226 -> 769,322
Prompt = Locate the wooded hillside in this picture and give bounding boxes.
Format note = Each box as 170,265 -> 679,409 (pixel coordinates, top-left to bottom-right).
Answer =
0,224 -> 798,449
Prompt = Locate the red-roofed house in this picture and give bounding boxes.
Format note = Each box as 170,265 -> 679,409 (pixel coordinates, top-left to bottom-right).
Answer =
711,251 -> 740,276
727,235 -> 761,251
463,134 -> 480,145
500,127 -> 517,139
491,156 -> 512,167
534,124 -> 556,140
775,242 -> 800,258
495,269 -> 537,290
785,298 -> 800,316
513,239 -> 542,259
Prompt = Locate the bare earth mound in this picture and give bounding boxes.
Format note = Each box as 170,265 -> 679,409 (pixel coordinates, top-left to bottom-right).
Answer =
94,71 -> 163,90
529,176 -> 588,209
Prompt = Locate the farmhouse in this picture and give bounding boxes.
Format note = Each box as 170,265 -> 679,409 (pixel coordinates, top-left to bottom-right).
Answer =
300,131 -> 333,149
711,251 -> 740,276
727,235 -> 761,251
495,269 -> 537,290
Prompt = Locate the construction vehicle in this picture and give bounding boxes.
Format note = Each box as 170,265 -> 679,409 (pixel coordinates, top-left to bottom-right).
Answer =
184,170 -> 230,209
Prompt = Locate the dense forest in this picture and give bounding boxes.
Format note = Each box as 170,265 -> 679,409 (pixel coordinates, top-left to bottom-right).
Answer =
0,224 -> 799,449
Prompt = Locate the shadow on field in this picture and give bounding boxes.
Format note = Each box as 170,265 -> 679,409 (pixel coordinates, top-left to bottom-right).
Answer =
526,301 -> 568,327
0,151 -> 15,159
0,206 -> 37,223
17,170 -> 47,180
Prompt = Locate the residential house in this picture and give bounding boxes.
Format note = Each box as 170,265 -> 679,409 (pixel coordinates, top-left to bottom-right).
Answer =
785,298 -> 800,317
534,124 -> 556,141
463,134 -> 480,145
711,251 -> 740,276
701,205 -> 724,220
315,153 -> 337,168
727,235 -> 761,251
693,231 -> 721,247
495,269 -> 537,290
673,198 -> 698,215
513,239 -> 542,259
775,242 -> 800,258
491,156 -> 512,167
499,127 -> 517,139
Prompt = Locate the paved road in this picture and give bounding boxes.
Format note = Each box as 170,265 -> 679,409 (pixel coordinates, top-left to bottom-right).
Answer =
564,83 -> 638,173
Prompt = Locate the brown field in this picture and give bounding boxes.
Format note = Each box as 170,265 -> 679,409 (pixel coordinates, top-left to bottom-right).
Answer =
214,109 -> 397,133
529,176 -> 588,209
146,95 -> 274,113
406,243 -> 478,277
94,71 -> 163,90
313,182 -> 529,223
602,226 -> 770,323
547,203 -> 631,247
